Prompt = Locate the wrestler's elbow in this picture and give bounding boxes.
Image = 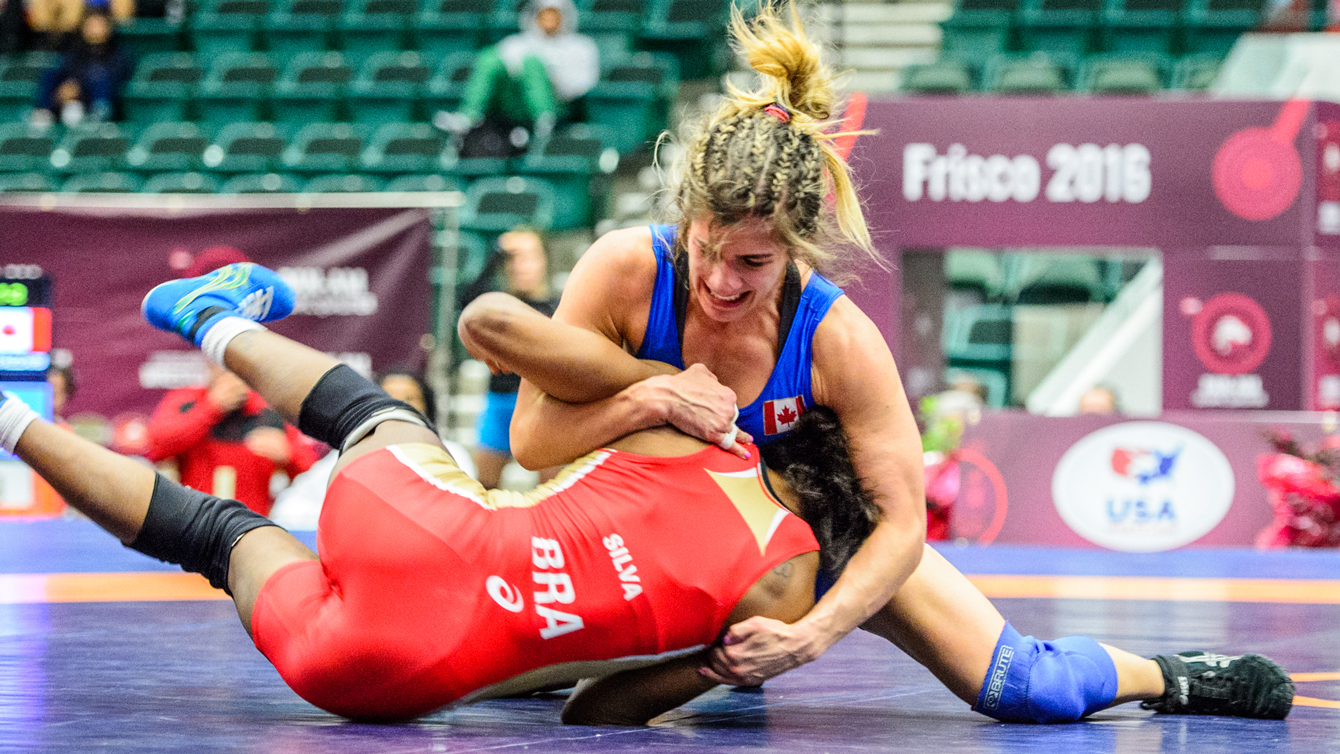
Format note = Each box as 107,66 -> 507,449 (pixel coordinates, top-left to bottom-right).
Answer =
458,293 -> 521,359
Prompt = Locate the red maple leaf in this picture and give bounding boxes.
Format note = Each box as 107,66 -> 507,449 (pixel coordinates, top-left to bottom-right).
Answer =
776,405 -> 798,425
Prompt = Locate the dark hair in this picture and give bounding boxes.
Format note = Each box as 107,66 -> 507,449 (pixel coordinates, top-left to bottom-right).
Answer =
377,368 -> 436,422
761,406 -> 881,575
47,364 -> 76,400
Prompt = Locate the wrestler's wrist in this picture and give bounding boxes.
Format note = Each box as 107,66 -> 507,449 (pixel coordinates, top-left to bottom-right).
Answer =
625,378 -> 672,427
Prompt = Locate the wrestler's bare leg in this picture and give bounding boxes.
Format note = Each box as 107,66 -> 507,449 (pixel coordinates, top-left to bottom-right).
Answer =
217,328 -> 442,627
861,545 -> 1165,708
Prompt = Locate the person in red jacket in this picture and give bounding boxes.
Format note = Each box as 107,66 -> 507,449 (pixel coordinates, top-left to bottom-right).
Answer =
147,362 -> 317,514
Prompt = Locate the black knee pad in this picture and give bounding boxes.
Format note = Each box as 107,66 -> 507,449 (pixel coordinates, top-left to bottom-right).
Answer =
298,364 -> 433,451
127,475 -> 277,593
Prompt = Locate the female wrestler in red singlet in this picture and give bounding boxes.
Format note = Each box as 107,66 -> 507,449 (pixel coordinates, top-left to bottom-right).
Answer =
3,276 -> 882,725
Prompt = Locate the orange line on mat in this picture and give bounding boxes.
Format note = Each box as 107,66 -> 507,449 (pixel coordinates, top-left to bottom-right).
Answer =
0,572 -> 228,604
967,575 -> 1340,604
4,572 -> 1340,606
1293,696 -> 1340,709
1293,672 -> 1340,682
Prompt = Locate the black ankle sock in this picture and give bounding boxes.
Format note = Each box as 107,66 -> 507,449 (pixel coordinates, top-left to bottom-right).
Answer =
298,364 -> 432,449
127,475 -> 277,594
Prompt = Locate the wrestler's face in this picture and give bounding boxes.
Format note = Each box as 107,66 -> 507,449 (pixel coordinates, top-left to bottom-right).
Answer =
380,374 -> 426,413
686,217 -> 788,323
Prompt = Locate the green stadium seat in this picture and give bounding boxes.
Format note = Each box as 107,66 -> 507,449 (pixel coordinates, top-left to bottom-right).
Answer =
281,122 -> 369,174
219,171 -> 303,192
941,0 -> 1018,58
48,123 -> 132,174
900,60 -> 975,93
485,0 -> 520,43
422,51 -> 473,115
1099,0 -> 1182,54
946,250 -> 1004,302
263,0 -> 340,57
191,0 -> 268,56
271,51 -> 353,126
384,173 -> 461,192
0,54 -> 55,122
586,53 -> 677,153
1172,52 -> 1221,89
61,172 -> 144,193
118,17 -> 183,56
519,123 -> 615,230
639,0 -> 728,80
413,0 -> 484,61
123,53 -> 202,123
360,121 -> 448,174
453,229 -> 491,284
944,304 -> 1013,385
461,176 -> 556,236
0,172 -> 58,193
1014,255 -> 1103,303
578,0 -> 644,61
1018,0 -> 1102,56
124,121 -> 211,172
1079,52 -> 1168,93
142,171 -> 224,193
0,123 -> 55,173
339,0 -> 415,64
201,121 -> 288,173
347,50 -> 431,126
1184,0 -> 1265,55
303,173 -> 387,192
198,52 -> 278,125
985,52 -> 1072,93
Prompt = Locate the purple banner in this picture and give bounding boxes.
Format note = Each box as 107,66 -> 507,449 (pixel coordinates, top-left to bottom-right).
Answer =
953,410 -> 1331,550
0,207 -> 433,452
1162,249 -> 1306,411
851,97 -> 1318,249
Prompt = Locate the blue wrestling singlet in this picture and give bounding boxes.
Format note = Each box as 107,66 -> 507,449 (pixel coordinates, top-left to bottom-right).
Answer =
634,225 -> 844,447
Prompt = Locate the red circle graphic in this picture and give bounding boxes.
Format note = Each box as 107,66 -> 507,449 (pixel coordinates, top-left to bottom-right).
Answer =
952,448 -> 1008,545
1190,293 -> 1272,375
1212,128 -> 1302,222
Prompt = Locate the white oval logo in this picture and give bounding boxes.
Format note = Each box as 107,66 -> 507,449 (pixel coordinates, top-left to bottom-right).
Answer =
1051,422 -> 1235,552
486,575 -> 524,612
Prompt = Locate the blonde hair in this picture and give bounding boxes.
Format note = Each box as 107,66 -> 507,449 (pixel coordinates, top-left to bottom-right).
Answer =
669,2 -> 879,277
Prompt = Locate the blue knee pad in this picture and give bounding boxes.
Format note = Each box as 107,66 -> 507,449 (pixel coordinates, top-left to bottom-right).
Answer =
974,622 -> 1118,724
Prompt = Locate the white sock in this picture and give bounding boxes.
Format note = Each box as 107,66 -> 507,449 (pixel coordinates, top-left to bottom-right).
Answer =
0,393 -> 40,454
201,316 -> 266,366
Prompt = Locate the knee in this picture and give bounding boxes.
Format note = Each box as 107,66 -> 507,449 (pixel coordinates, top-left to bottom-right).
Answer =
975,624 -> 1118,724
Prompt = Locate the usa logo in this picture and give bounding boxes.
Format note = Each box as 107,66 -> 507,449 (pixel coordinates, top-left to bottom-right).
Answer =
763,395 -> 806,435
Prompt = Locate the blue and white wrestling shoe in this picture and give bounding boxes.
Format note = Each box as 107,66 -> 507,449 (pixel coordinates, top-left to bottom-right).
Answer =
142,263 -> 295,346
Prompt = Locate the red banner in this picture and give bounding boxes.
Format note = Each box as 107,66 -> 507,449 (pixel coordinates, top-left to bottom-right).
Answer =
0,206 -> 434,454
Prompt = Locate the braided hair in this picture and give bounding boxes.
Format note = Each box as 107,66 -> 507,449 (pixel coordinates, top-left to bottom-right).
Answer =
669,2 -> 880,280
762,406 -> 882,575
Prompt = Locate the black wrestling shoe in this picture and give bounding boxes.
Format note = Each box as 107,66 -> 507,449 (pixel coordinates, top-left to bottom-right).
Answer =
1141,651 -> 1293,719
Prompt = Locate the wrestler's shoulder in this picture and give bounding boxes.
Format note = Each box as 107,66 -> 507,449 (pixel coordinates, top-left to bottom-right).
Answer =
568,227 -> 658,299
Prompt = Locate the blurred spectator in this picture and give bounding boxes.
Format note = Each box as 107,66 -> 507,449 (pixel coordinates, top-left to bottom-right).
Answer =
0,0 -> 31,55
32,9 -> 133,126
146,362 -> 318,515
1078,384 -> 1120,415
919,377 -> 985,540
435,0 -> 598,157
46,364 -> 74,424
460,228 -> 562,489
26,0 -> 82,50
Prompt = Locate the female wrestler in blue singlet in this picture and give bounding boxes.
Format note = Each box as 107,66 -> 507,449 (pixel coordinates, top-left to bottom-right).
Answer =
465,3 -> 1294,724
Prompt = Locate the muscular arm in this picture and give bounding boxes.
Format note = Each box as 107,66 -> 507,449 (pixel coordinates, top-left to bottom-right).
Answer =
460,228 -> 743,469
563,553 -> 816,726
704,299 -> 925,683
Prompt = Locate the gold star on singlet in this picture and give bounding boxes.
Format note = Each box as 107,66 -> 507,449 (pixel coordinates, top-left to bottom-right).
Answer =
706,468 -> 790,554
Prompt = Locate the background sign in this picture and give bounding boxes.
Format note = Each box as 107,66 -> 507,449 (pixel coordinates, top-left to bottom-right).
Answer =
0,206 -> 433,450
955,411 -> 1331,549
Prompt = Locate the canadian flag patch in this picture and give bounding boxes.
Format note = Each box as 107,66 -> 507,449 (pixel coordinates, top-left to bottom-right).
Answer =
762,395 -> 806,435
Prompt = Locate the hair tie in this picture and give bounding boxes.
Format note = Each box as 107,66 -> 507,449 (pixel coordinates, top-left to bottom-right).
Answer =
763,104 -> 791,124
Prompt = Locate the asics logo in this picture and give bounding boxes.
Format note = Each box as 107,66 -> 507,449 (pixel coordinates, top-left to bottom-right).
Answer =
486,575 -> 524,613
1185,653 -> 1238,668
237,288 -> 274,320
